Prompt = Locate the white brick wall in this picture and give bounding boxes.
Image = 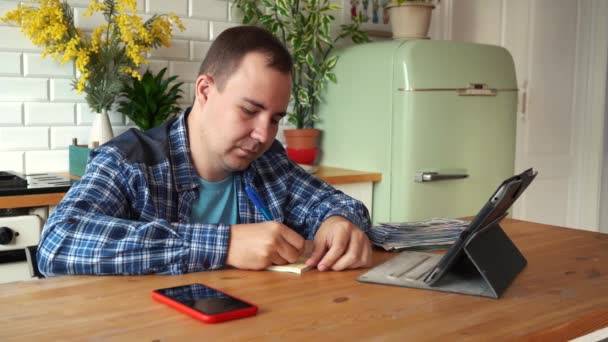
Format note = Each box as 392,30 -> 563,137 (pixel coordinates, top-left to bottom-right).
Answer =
0,103 -> 22,125
24,53 -> 74,77
0,26 -> 41,51
191,41 -> 211,61
0,151 -> 24,173
0,0 -> 351,174
191,0 -> 228,20
150,40 -> 190,60
25,103 -> 75,126
0,127 -> 49,150
0,52 -> 21,76
24,150 -> 69,173
147,0 -> 188,17
0,77 -> 48,101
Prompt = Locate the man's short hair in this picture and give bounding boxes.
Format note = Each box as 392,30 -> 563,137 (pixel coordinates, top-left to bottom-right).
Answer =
198,25 -> 293,91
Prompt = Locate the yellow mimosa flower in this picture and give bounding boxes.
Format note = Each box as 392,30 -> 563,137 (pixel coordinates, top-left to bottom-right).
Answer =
1,0 -> 183,113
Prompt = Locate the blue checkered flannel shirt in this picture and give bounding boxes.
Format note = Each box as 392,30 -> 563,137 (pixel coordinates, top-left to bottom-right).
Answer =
37,109 -> 371,276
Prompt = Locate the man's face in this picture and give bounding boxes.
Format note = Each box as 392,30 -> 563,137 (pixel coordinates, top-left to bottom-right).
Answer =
189,52 -> 292,181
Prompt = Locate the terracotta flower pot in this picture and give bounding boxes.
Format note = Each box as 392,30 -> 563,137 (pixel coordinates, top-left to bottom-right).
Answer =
283,129 -> 320,165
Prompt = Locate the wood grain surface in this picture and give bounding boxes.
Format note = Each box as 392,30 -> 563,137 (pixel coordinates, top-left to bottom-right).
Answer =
1,219 -> 607,341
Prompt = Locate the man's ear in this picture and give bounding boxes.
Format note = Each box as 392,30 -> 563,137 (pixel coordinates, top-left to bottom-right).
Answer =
195,74 -> 214,103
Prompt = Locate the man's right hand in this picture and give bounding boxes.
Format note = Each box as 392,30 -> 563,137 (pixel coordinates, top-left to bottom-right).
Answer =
225,222 -> 305,270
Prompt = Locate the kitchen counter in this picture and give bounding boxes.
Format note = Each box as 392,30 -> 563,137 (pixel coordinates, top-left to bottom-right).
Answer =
0,166 -> 382,209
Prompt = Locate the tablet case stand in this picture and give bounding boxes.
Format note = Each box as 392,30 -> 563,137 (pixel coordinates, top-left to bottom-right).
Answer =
357,221 -> 527,299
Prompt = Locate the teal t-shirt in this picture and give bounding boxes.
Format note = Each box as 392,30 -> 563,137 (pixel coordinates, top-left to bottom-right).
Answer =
189,174 -> 238,225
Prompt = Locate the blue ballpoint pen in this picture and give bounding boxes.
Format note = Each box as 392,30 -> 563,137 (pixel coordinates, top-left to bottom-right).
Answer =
244,185 -> 273,221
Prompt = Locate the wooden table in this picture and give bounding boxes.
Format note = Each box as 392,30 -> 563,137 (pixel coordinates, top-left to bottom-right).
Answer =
1,219 -> 607,341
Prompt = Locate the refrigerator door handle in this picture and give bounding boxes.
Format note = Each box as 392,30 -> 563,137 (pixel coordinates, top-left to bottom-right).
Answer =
415,172 -> 469,182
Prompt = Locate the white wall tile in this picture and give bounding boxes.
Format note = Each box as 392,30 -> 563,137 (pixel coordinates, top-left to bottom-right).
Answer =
183,82 -> 195,104
72,7 -> 106,31
137,0 -> 145,13
51,126 -> 91,149
76,104 -> 124,125
0,52 -> 21,76
0,0 -> 19,26
191,0 -> 228,20
191,41 -> 211,61
169,60 -> 200,82
25,150 -> 69,173
189,83 -> 196,103
149,39 -> 189,60
0,77 -> 47,101
140,59 -> 169,75
147,0 -> 188,17
0,151 -> 24,173
0,27 -> 40,51
174,18 -> 209,41
209,21 -> 239,40
113,126 -> 133,138
66,0 -> 92,7
0,127 -> 48,150
51,79 -> 85,102
24,53 -> 74,77
176,82 -> 192,105
0,102 -> 22,125
25,103 -> 75,126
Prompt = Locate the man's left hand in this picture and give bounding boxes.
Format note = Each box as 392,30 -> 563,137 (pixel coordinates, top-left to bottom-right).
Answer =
305,216 -> 372,271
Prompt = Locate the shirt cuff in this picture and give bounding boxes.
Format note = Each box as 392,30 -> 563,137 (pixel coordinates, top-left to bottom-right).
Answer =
174,223 -> 230,272
323,208 -> 371,233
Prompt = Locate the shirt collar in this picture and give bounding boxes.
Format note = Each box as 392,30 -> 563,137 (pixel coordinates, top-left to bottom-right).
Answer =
169,108 -> 200,192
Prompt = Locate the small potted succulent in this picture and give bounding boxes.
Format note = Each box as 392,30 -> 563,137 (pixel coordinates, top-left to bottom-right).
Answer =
117,68 -> 184,131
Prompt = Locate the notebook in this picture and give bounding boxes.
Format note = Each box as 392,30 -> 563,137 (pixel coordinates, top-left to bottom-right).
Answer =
266,240 -> 314,274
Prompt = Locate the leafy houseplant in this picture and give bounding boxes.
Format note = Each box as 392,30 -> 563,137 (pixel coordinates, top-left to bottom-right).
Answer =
235,0 -> 368,129
117,67 -> 184,131
234,0 -> 369,164
2,0 -> 184,147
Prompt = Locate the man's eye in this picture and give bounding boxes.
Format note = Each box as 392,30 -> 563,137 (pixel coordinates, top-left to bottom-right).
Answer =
241,107 -> 255,115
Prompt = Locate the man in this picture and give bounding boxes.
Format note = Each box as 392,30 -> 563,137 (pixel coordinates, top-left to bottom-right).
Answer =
38,26 -> 372,276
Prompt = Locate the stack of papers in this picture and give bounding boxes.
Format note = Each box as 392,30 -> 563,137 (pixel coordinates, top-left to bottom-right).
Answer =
369,218 -> 469,251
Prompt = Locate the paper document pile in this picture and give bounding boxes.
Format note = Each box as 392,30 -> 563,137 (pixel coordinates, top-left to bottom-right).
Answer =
369,218 -> 469,251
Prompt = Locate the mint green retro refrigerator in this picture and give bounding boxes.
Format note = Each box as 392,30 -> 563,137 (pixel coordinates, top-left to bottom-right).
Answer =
316,40 -> 518,224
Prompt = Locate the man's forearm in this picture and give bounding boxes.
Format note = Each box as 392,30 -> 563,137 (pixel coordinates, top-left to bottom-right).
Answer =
38,213 -> 230,276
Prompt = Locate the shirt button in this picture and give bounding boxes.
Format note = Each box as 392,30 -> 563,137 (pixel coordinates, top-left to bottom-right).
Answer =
67,217 -> 76,224
203,262 -> 210,269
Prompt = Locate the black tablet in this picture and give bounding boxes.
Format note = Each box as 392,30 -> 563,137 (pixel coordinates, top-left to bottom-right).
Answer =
423,168 -> 538,285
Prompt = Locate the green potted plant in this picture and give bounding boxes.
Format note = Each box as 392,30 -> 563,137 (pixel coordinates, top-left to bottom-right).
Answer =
117,68 -> 184,131
234,0 -> 369,164
386,0 -> 437,39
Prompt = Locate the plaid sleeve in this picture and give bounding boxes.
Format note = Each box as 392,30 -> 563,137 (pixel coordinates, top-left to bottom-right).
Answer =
290,166 -> 371,239
255,153 -> 371,240
37,147 -> 229,276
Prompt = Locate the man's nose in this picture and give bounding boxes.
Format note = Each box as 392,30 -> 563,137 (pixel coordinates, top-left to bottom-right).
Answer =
251,118 -> 272,144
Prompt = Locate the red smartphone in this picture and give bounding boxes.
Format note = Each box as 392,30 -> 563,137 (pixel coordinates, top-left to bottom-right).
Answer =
152,283 -> 258,323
